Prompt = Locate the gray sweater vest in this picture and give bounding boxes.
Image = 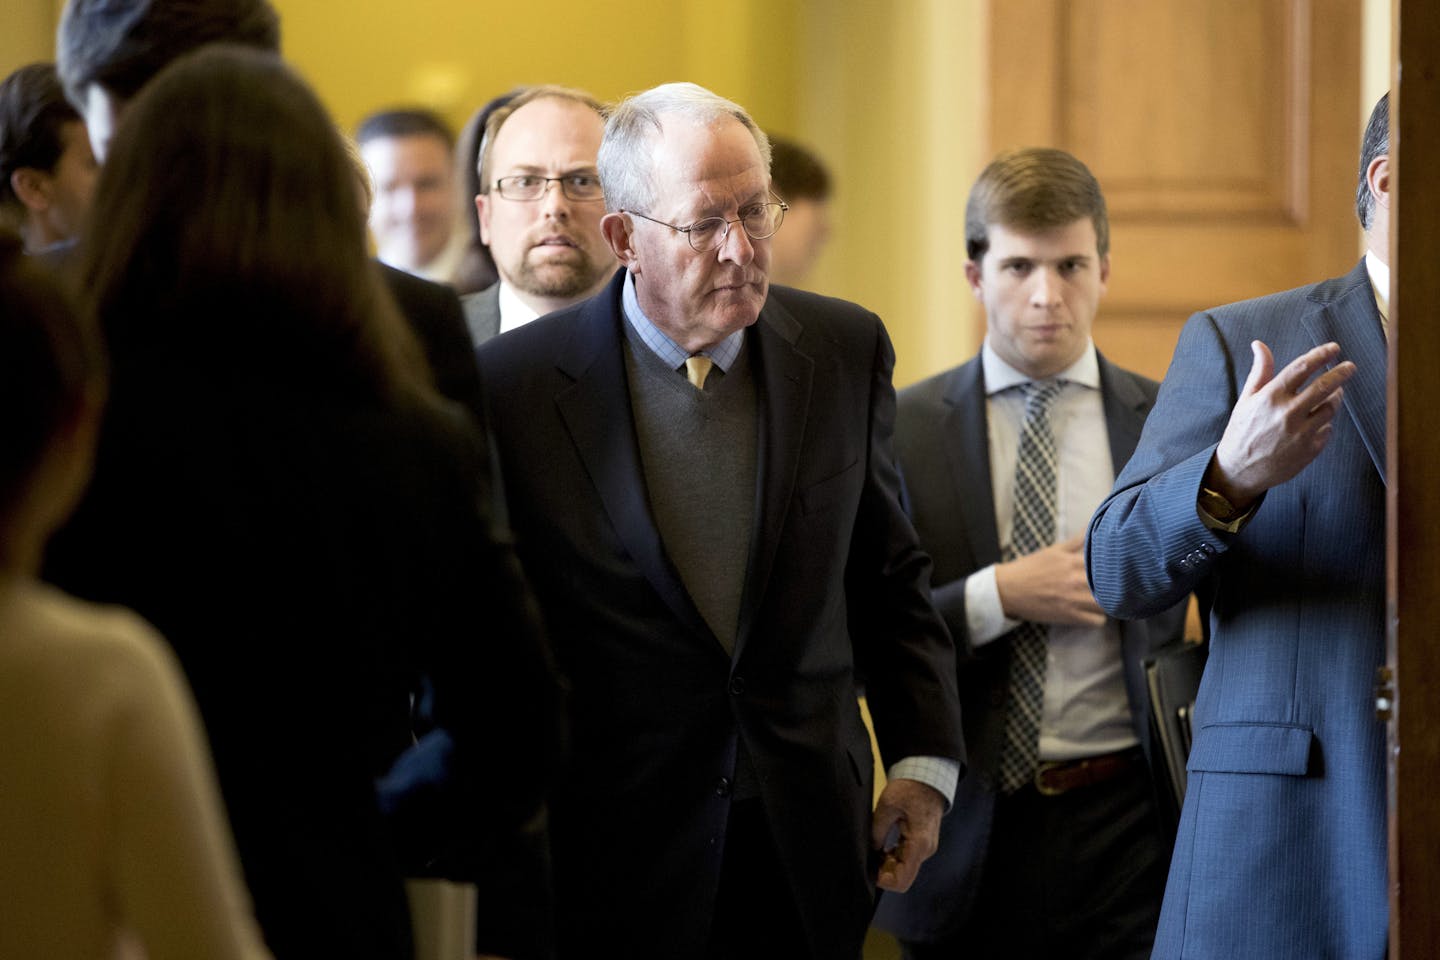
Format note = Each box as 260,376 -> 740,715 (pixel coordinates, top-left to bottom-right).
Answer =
622,325 -> 757,654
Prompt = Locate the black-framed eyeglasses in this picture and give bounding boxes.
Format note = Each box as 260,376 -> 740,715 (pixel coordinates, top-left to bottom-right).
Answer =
622,199 -> 788,252
493,173 -> 605,202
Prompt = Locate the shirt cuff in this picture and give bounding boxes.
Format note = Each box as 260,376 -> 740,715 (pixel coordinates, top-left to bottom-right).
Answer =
887,756 -> 960,810
965,564 -> 1019,647
1196,495 -> 1259,534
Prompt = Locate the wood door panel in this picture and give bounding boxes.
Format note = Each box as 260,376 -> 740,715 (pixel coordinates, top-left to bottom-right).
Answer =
989,0 -> 1361,382
1065,0 -> 1300,221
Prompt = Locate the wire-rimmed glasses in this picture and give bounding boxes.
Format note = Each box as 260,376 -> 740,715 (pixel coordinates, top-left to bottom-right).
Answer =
623,199 -> 788,252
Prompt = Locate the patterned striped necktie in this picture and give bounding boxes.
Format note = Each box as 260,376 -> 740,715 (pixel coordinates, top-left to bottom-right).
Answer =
997,378 -> 1064,793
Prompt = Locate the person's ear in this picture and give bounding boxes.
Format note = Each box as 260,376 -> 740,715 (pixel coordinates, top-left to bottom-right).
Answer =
476,193 -> 492,246
1367,155 -> 1390,212
964,259 -> 984,301
601,212 -> 639,269
10,167 -> 53,213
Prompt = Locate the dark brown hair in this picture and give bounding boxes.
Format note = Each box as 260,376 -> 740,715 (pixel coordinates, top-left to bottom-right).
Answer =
451,88 -> 524,294
0,230 -> 105,516
965,147 -> 1109,262
356,108 -> 454,151
79,44 -> 429,400
0,63 -> 82,220
767,134 -> 832,203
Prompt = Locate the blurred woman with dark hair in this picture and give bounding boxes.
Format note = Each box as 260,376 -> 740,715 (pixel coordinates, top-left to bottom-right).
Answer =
45,45 -> 562,960
0,230 -> 271,959
451,88 -> 524,295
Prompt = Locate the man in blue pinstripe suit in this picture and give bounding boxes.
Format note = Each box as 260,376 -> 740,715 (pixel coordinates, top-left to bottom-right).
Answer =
1086,93 -> 1391,958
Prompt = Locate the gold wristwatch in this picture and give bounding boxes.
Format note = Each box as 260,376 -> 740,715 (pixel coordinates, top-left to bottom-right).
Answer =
1198,486 -> 1247,533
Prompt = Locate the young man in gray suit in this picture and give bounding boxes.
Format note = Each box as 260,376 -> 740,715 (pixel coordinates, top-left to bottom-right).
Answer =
875,147 -> 1182,959
1086,95 -> 1390,959
461,85 -> 615,345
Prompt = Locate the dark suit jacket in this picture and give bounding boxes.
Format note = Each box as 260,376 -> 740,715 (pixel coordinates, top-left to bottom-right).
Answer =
460,283 -> 502,346
45,349 -> 561,959
873,350 -> 1184,941
377,262 -> 485,424
1086,260 -> 1387,958
473,271 -> 964,960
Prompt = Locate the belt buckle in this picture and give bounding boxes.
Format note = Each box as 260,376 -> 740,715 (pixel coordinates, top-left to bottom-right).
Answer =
1033,759 -> 1070,796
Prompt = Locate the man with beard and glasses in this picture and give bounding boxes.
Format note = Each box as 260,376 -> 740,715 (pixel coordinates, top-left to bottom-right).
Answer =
462,85 -> 616,345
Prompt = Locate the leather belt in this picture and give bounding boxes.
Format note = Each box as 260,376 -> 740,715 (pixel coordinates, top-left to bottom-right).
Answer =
1033,747 -> 1142,796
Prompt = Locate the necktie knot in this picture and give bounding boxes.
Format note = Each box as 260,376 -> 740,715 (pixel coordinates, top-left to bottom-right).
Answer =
684,355 -> 713,390
1021,378 -> 1064,417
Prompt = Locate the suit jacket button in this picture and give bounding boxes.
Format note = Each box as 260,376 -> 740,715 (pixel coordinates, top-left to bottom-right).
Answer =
729,676 -> 746,696
714,777 -> 732,797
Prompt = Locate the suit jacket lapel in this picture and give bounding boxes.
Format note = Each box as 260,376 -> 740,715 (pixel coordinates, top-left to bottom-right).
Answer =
1097,352 -> 1151,473
945,358 -> 1002,568
553,278 -> 713,639
734,298 -> 813,658
1299,260 -> 1387,484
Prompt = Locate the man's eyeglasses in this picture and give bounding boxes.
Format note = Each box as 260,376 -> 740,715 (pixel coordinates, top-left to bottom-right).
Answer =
623,200 -> 788,253
493,174 -> 604,202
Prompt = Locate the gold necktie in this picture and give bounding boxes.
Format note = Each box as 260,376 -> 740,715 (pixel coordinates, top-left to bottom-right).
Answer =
685,355 -> 713,390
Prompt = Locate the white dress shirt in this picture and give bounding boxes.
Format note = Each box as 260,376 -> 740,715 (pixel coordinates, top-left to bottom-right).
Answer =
964,339 -> 1137,760
497,281 -> 542,335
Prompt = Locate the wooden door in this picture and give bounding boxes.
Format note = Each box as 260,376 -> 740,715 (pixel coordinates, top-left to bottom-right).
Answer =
988,0 -> 1362,381
1388,1 -> 1440,955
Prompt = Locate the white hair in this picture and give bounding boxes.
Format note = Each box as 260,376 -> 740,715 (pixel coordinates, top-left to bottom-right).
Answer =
597,82 -> 772,213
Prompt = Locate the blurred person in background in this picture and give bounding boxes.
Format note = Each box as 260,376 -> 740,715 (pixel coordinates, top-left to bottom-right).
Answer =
765,134 -> 832,287
0,228 -> 271,960
56,0 -> 486,427
358,108 -> 467,285
452,88 -> 524,295
44,44 -> 561,960
0,63 -> 98,254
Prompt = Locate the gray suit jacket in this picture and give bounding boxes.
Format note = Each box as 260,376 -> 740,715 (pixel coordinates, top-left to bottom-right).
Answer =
1087,260 -> 1387,958
874,348 -> 1184,942
461,284 -> 501,347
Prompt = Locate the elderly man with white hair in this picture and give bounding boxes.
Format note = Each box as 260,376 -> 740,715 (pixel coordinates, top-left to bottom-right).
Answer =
472,81 -> 964,959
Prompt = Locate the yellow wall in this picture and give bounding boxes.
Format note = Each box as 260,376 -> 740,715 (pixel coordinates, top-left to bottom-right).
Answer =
273,0 -> 800,139
797,0 -> 986,386
0,1 -> 58,73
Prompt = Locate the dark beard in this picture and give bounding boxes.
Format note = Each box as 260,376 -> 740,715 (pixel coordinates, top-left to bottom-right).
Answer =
512,252 -> 609,300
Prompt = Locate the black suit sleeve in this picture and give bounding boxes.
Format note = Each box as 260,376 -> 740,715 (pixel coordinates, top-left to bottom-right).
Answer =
377,263 -> 487,426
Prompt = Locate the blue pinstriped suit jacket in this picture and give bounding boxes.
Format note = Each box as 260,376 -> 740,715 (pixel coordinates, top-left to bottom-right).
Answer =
1086,260 -> 1387,959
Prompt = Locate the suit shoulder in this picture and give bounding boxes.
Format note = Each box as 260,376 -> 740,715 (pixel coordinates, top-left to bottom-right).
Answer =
1196,264 -> 1365,331
767,284 -> 880,327
898,362 -> 969,411
380,262 -> 458,312
474,298 -> 584,370
1098,355 -> 1162,404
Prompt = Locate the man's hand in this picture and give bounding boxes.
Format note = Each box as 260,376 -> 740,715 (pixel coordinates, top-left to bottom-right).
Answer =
995,534 -> 1106,627
871,777 -> 945,892
1209,340 -> 1355,508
